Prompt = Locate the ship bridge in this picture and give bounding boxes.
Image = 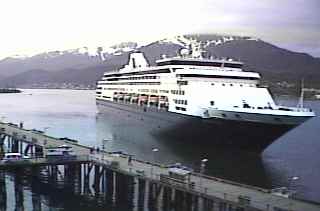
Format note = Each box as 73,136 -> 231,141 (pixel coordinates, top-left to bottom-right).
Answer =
156,58 -> 243,70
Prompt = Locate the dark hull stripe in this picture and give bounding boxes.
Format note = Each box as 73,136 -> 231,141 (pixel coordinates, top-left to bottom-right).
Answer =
96,99 -> 295,153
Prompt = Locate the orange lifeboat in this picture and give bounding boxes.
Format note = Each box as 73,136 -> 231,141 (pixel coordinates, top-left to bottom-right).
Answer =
131,95 -> 139,100
124,94 -> 131,101
117,93 -> 124,100
149,96 -> 159,103
131,94 -> 139,102
139,95 -> 148,102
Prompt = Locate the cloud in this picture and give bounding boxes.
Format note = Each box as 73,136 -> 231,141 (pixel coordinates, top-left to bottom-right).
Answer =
0,0 -> 319,57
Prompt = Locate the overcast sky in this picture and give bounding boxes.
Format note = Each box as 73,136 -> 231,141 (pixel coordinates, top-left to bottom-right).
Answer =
1,0 -> 319,58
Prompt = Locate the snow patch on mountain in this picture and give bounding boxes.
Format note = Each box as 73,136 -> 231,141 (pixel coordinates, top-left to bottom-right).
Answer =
157,34 -> 262,59
3,54 -> 29,60
160,34 -> 260,49
1,34 -> 261,62
75,43 -> 139,60
11,54 -> 29,59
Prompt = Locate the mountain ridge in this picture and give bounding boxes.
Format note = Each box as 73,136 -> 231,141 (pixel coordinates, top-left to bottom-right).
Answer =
1,34 -> 319,92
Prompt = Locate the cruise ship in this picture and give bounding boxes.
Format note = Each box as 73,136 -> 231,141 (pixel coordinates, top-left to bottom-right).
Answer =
95,50 -> 315,152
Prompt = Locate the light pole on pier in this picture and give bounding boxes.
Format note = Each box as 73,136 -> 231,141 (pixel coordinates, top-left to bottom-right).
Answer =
101,139 -> 114,160
288,176 -> 300,197
199,158 -> 208,192
288,176 -> 300,211
102,139 -> 113,151
151,148 -> 159,179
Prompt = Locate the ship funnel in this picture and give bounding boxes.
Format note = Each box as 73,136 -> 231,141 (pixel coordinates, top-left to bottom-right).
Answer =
128,51 -> 149,69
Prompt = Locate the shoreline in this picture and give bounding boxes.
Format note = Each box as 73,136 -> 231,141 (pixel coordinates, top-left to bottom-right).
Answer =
0,88 -> 22,94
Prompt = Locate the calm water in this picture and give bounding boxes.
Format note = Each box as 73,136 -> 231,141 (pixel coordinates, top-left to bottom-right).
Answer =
0,89 -> 319,210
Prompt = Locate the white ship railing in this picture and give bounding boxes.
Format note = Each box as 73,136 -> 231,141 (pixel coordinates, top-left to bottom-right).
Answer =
277,106 -> 313,113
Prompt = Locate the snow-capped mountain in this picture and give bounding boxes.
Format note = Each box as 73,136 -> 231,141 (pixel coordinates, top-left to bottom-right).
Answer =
160,34 -> 259,53
0,34 -> 257,68
0,42 -> 140,78
0,34 -> 319,90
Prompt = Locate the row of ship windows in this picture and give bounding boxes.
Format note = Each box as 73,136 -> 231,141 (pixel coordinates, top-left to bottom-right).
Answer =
137,89 -> 170,94
177,80 -> 188,85
173,99 -> 188,105
158,60 -> 242,69
100,87 -> 126,91
138,89 -> 158,93
211,83 -> 256,87
175,106 -> 186,111
104,75 -> 159,81
99,82 -> 161,86
171,90 -> 185,95
98,82 -> 255,88
97,87 -> 184,95
103,69 -> 170,78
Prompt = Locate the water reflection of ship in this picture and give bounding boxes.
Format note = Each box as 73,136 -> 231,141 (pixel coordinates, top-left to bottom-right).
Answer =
96,113 -> 272,188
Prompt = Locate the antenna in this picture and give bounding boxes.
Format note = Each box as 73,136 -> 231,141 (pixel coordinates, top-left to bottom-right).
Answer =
132,58 -> 136,68
297,78 -> 304,108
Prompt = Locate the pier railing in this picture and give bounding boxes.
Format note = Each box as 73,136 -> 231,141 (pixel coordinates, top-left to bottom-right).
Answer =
89,150 -> 270,193
0,155 -> 90,168
192,172 -> 270,193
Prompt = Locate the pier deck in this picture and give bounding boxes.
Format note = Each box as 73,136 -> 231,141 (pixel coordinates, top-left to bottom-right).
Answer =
1,121 -> 319,211
0,155 -> 90,169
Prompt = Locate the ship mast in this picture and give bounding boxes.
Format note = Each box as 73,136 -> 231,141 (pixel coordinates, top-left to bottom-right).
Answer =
297,78 -> 304,108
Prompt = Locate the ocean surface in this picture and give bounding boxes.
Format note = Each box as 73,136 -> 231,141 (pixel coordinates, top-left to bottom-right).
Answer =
0,89 -> 319,210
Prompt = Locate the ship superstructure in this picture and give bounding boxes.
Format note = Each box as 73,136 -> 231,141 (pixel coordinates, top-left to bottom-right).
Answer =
95,50 -> 315,152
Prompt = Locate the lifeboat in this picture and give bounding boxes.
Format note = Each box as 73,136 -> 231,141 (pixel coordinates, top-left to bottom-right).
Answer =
131,95 -> 139,101
149,96 -> 159,103
139,95 -> 148,102
117,93 -> 124,100
124,94 -> 131,101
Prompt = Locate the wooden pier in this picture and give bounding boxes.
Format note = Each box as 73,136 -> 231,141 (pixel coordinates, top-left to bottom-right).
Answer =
0,121 -> 319,211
